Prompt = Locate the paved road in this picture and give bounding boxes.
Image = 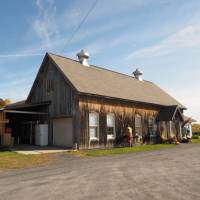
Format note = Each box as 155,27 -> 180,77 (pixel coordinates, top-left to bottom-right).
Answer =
0,144 -> 200,200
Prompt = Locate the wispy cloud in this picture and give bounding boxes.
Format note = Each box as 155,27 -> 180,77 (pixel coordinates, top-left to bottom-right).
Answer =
33,0 -> 58,49
0,0 -> 137,60
126,22 -> 200,60
0,0 -> 58,59
0,0 -> 163,61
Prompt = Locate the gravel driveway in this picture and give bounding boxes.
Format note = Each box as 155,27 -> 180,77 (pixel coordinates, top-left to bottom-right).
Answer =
0,144 -> 199,200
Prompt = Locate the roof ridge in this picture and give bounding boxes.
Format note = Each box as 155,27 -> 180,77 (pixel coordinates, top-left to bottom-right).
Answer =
48,52 -> 80,64
48,52 -> 152,83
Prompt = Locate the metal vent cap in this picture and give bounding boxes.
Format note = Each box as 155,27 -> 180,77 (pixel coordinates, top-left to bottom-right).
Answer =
133,68 -> 143,81
76,49 -> 90,67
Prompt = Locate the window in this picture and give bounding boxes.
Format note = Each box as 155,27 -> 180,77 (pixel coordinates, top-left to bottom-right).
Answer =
46,70 -> 54,94
89,113 -> 99,140
148,116 -> 157,136
107,113 -> 115,139
46,80 -> 54,93
135,114 -> 142,137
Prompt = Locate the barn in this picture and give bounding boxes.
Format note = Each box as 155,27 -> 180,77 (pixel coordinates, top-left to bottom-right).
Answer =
0,50 -> 186,149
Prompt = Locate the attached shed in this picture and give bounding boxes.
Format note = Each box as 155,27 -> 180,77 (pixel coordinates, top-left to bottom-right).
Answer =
157,106 -> 184,141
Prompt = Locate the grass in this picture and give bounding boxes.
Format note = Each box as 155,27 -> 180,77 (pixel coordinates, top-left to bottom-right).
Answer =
1,141 -> 197,170
192,135 -> 199,139
0,151 -> 53,171
71,144 -> 176,157
192,138 -> 200,143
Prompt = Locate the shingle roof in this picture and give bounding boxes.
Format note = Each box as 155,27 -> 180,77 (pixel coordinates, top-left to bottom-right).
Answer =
48,53 -> 186,109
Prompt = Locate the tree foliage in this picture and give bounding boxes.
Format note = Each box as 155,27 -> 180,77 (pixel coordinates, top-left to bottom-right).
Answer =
0,98 -> 12,108
192,124 -> 200,134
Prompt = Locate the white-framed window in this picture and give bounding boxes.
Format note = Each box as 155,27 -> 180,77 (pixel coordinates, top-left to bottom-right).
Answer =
135,114 -> 142,137
89,112 -> 99,140
148,116 -> 157,136
106,113 -> 115,140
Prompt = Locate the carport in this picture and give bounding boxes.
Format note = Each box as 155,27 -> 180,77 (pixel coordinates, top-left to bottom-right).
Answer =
0,101 -> 49,146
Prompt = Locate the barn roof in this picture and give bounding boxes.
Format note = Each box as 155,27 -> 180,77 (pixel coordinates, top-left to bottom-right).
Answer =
48,53 -> 185,109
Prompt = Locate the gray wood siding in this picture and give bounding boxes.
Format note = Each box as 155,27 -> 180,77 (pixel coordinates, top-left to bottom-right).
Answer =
78,95 -> 160,149
28,59 -> 73,118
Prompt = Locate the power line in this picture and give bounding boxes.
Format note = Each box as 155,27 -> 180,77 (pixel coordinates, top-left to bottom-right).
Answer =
60,0 -> 99,53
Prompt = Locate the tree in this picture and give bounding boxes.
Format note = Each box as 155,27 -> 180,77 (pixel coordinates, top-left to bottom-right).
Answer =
4,99 -> 11,105
0,98 -> 12,108
0,98 -> 4,108
192,124 -> 200,134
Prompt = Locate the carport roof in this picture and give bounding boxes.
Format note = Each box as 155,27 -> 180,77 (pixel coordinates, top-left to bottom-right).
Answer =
3,100 -> 26,109
3,101 -> 50,110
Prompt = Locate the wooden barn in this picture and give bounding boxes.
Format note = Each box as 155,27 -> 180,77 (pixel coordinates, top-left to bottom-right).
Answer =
0,50 -> 186,149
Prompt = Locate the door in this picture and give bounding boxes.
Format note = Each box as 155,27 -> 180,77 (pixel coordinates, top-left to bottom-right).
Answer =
53,118 -> 73,147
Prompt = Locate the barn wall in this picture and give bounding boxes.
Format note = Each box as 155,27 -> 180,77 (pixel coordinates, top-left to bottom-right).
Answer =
27,57 -> 77,145
78,95 -> 160,149
27,59 -> 74,118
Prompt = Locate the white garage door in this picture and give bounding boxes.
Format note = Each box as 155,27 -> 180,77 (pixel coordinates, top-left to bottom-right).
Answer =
53,118 -> 73,147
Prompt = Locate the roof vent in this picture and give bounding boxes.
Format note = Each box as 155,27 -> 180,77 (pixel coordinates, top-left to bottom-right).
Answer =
133,68 -> 143,81
76,49 -> 89,67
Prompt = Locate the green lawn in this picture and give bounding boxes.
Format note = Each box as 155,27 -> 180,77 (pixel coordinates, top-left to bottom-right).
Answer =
192,138 -> 200,143
0,151 -> 53,171
71,144 -> 176,157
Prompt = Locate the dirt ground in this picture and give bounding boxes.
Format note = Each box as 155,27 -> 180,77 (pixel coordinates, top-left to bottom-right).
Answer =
0,144 -> 199,200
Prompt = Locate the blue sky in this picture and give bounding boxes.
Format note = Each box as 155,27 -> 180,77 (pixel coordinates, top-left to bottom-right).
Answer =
0,0 -> 199,121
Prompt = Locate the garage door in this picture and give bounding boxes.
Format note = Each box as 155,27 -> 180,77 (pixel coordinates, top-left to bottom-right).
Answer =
53,118 -> 73,147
